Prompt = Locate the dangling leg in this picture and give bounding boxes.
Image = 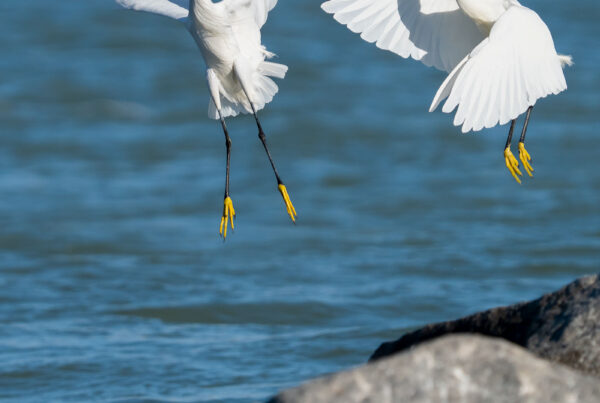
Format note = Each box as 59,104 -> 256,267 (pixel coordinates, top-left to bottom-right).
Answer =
518,106 -> 534,177
218,111 -> 236,239
208,70 -> 235,238
234,62 -> 296,222
504,119 -> 523,184
249,103 -> 296,222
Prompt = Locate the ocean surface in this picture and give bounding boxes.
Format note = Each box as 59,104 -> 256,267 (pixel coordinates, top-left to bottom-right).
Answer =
1,0 -> 599,401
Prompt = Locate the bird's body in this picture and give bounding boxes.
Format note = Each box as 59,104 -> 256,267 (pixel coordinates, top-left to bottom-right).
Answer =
188,0 -> 288,118
117,0 -> 286,118
322,0 -> 572,182
430,4 -> 570,132
116,0 -> 295,237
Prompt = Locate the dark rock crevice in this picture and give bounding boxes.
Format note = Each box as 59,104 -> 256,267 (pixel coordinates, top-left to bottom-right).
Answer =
370,274 -> 600,377
269,275 -> 600,402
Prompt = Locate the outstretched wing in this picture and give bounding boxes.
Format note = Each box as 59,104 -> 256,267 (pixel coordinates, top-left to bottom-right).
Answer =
222,0 -> 278,28
431,6 -> 568,132
115,0 -> 189,22
321,0 -> 484,72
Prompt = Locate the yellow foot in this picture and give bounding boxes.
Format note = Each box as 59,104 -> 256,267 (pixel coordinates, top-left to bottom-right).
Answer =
219,196 -> 236,239
504,146 -> 522,184
518,142 -> 534,177
278,184 -> 297,223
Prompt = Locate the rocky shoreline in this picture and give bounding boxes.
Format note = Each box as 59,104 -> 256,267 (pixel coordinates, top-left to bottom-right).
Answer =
268,274 -> 600,402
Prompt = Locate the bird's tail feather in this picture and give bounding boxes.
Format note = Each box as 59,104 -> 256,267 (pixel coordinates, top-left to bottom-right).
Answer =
208,62 -> 287,119
258,61 -> 288,79
115,0 -> 189,22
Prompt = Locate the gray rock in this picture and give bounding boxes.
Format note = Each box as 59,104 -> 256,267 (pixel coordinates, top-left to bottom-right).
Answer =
269,335 -> 600,403
371,274 -> 600,376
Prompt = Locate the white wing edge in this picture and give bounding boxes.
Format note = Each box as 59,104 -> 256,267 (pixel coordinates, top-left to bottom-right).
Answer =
321,0 -> 427,63
429,6 -> 571,133
429,51 -> 472,112
321,0 -> 484,72
115,0 -> 189,22
254,0 -> 278,28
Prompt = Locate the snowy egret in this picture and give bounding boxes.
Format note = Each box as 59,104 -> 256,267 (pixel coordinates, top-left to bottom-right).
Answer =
115,0 -> 295,238
321,0 -> 572,183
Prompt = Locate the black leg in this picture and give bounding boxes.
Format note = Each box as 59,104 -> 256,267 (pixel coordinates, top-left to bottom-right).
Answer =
519,106 -> 534,144
505,119 -> 516,149
248,103 -> 296,222
218,111 -> 235,238
249,105 -> 283,185
220,115 -> 232,198
518,106 -> 534,177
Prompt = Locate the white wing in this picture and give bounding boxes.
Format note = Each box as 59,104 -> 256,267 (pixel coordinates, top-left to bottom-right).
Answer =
431,6 -> 568,132
115,0 -> 189,21
321,0 -> 484,72
222,0 -> 278,28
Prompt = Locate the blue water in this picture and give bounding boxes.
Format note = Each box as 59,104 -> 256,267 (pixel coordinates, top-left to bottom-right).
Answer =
1,0 -> 599,401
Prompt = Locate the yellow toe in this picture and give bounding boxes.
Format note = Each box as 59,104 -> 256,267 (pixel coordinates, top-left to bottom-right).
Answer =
219,196 -> 236,239
518,142 -> 534,177
278,184 -> 297,223
504,146 -> 522,184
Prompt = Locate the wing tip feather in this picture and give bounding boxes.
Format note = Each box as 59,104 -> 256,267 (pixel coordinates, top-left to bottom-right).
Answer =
559,55 -> 573,67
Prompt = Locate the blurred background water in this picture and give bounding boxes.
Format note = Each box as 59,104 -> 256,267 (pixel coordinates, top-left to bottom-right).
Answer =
0,0 -> 599,401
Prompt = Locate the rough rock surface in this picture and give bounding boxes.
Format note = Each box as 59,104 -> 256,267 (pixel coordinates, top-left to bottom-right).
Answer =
371,274 -> 600,376
269,335 -> 600,403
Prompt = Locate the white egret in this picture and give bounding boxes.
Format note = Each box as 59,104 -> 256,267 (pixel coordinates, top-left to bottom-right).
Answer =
115,0 -> 296,238
322,0 -> 572,183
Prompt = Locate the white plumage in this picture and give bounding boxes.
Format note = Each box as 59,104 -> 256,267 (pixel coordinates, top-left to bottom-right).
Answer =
116,0 -> 287,119
115,0 -> 296,237
116,0 -> 190,21
321,0 -> 571,133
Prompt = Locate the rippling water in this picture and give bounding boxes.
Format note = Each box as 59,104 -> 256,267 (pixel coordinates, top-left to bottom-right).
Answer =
1,0 -> 599,401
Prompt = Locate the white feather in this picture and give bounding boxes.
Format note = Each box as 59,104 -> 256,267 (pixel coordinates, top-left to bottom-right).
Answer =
115,0 -> 189,21
321,0 -> 485,72
115,0 -> 285,119
224,0 -> 278,28
431,6 -> 568,133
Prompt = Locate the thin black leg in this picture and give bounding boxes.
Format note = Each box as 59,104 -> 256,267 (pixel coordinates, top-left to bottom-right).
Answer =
219,114 -> 232,198
218,110 -> 235,238
249,104 -> 283,186
505,119 -> 516,149
519,106 -> 534,144
247,102 -> 296,222
518,106 -> 534,176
